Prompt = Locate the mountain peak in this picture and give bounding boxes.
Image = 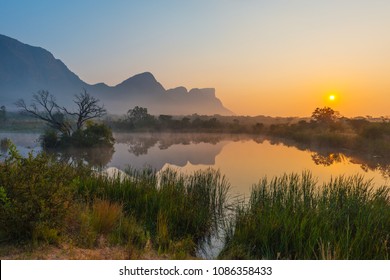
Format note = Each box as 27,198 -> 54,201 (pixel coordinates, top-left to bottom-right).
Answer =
123,72 -> 157,84
114,72 -> 165,93
134,71 -> 156,80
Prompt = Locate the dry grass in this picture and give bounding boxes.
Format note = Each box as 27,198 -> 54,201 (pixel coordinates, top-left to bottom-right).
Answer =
0,240 -> 168,260
91,199 -> 123,235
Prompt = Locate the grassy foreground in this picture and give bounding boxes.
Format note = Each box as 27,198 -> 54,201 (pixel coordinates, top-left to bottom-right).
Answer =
0,145 -> 230,259
220,172 -> 390,259
1,146 -> 389,259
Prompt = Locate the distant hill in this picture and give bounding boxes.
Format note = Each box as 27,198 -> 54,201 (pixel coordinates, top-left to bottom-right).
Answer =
0,34 -> 233,115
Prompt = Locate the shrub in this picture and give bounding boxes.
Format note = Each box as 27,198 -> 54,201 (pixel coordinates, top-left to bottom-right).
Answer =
0,145 -> 81,241
68,122 -> 114,148
40,129 -> 60,148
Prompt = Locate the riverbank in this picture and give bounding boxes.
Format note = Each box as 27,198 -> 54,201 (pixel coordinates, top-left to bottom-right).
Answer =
0,239 -> 181,260
0,145 -> 229,260
1,145 -> 390,259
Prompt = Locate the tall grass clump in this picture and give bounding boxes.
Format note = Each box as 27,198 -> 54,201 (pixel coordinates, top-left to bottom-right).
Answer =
220,172 -> 390,259
77,167 -> 230,255
65,199 -> 147,255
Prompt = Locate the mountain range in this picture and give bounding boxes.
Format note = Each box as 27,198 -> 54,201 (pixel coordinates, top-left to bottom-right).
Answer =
0,34 -> 233,115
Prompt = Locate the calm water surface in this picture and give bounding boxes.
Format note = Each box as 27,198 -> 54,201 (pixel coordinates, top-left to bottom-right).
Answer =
1,132 -> 388,199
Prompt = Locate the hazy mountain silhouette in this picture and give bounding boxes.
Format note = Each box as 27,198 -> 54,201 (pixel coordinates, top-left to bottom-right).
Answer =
0,34 -> 233,115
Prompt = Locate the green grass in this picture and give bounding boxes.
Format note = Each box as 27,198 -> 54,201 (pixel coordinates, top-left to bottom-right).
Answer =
0,145 -> 230,257
219,172 -> 390,259
2,144 -> 389,259
77,167 -> 230,253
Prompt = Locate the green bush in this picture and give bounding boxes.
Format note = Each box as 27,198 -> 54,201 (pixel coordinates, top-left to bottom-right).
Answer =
68,122 -> 114,148
40,129 -> 60,148
0,144 -> 82,241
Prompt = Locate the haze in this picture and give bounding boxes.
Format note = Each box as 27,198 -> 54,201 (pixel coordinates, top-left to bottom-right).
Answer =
1,0 -> 389,117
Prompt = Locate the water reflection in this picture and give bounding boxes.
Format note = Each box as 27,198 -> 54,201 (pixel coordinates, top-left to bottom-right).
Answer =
351,156 -> 390,180
46,146 -> 115,169
268,137 -> 390,183
310,151 -> 389,180
1,132 -> 389,195
110,133 -> 248,171
0,132 -> 114,168
309,151 -> 388,181
114,133 -> 247,156
311,152 -> 347,166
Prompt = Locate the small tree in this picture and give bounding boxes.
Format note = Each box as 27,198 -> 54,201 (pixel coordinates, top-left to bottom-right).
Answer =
126,106 -> 155,127
311,107 -> 339,124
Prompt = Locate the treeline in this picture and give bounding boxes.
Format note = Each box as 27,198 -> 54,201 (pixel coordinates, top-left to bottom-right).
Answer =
267,112 -> 390,157
0,107 -> 46,132
108,106 -> 266,133
2,101 -> 390,156
109,106 -> 390,156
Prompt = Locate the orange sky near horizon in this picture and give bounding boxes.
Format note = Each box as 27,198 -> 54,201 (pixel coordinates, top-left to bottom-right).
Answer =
1,1 -> 390,117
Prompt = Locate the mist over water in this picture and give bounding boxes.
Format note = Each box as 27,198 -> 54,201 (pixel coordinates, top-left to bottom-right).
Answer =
1,132 -> 388,200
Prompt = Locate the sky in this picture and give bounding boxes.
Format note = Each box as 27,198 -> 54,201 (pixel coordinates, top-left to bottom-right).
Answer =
1,0 -> 390,117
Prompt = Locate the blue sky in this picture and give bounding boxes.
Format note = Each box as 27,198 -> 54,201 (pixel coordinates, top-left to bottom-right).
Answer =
1,0 -> 390,116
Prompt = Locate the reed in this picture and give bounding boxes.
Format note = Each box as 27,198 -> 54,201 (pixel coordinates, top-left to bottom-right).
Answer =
77,167 -> 231,253
219,172 -> 390,259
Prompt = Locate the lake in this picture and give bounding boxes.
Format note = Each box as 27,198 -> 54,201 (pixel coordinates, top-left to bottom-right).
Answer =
1,131 -> 389,200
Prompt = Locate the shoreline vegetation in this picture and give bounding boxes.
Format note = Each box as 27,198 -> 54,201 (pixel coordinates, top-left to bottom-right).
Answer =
220,172 -> 390,260
0,145 -> 230,260
1,106 -> 389,155
0,144 -> 389,260
1,105 -> 390,259
1,105 -> 389,177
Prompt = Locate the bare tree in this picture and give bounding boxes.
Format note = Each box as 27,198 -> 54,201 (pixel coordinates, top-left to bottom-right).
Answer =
62,89 -> 106,130
15,90 -> 72,135
16,89 -> 106,135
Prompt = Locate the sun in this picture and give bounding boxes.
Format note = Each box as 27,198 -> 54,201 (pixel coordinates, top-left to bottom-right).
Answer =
329,95 -> 335,101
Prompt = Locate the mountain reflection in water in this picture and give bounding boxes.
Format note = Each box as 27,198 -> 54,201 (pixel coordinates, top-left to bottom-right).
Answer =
108,133 -> 389,198
1,132 -> 388,198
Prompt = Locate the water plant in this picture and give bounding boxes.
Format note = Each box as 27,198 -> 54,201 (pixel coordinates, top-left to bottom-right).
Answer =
219,172 -> 390,259
77,167 -> 231,254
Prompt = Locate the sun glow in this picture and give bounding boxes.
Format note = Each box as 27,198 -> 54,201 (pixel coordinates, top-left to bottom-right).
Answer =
329,95 -> 335,101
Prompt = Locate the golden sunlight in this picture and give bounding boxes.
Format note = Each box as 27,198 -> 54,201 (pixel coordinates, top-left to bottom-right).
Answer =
329,95 -> 335,101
